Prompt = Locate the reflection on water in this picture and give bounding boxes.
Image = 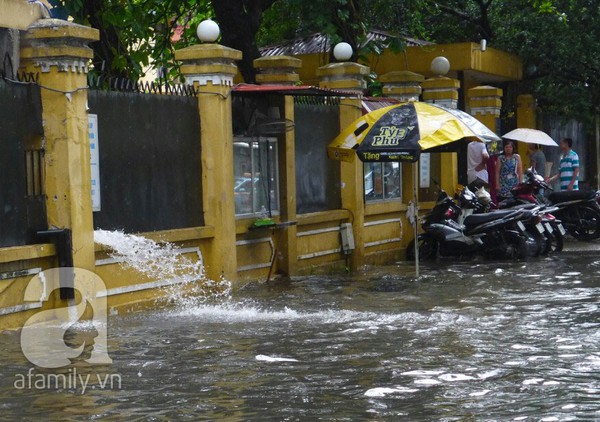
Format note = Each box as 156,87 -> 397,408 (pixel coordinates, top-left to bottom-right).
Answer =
2,254 -> 600,420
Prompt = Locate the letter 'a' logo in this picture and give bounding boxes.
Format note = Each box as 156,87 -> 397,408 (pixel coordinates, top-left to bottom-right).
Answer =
20,268 -> 112,369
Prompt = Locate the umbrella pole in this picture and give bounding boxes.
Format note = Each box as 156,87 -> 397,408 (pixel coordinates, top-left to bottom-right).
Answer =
413,162 -> 419,278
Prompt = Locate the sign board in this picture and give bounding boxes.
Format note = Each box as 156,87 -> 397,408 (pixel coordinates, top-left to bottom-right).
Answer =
419,153 -> 430,188
89,114 -> 101,212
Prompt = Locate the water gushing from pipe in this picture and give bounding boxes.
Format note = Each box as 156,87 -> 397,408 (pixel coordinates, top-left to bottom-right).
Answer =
94,230 -> 231,307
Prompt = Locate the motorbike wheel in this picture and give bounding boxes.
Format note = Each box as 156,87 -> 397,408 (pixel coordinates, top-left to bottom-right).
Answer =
512,234 -> 529,260
406,235 -> 438,261
484,232 -> 528,260
569,206 -> 600,241
526,230 -> 545,257
543,229 -> 564,254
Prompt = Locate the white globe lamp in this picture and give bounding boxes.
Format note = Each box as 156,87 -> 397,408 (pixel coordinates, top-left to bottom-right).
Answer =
197,19 -> 220,43
333,42 -> 353,61
430,56 -> 450,76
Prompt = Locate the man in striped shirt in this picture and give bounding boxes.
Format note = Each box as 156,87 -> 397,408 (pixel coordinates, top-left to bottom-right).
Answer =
546,137 -> 579,191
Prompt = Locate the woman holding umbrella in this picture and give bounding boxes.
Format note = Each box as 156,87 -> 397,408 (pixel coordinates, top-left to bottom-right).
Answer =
495,139 -> 523,202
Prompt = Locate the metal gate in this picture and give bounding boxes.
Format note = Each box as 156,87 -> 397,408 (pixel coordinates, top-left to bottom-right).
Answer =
88,89 -> 203,232
294,99 -> 341,213
0,79 -> 46,247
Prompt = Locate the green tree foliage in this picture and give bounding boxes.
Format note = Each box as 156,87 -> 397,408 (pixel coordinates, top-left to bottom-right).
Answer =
258,0 -> 428,59
258,0 -> 428,93
58,0 -> 213,80
58,0 -> 599,124
423,0 -> 600,124
59,0 -> 277,82
211,0 -> 278,83
496,1 -> 600,125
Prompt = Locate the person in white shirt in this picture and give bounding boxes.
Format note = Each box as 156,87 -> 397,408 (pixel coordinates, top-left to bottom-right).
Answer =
467,139 -> 489,187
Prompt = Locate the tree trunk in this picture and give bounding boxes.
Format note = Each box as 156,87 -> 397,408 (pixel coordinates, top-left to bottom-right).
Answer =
211,0 -> 277,83
79,0 -> 131,78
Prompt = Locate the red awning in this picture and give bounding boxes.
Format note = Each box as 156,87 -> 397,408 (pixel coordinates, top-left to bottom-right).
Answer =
232,83 -> 357,97
362,97 -> 399,113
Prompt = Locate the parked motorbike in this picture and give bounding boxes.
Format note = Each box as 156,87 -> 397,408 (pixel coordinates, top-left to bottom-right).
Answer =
462,185 -> 550,257
500,169 -> 597,242
548,190 -> 600,241
406,187 -> 531,261
480,186 -> 557,255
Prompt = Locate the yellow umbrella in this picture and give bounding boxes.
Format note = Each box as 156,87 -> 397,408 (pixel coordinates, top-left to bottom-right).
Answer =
328,101 -> 500,277
328,101 -> 500,162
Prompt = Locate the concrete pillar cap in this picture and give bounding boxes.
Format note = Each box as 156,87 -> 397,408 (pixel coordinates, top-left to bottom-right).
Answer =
379,70 -> 425,84
467,85 -> 503,98
316,62 -> 370,78
254,56 -> 302,69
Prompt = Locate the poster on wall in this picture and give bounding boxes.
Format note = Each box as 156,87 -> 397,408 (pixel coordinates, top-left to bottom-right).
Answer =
89,114 -> 101,212
419,152 -> 431,188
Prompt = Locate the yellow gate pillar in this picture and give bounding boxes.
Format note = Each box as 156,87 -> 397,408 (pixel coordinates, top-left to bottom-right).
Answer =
380,70 -> 424,103
467,85 -> 503,159
20,19 -> 99,272
174,43 -> 241,282
468,85 -> 503,133
253,56 -> 302,275
254,56 -> 302,86
516,94 -> 537,160
517,94 -> 536,129
317,61 -> 369,270
421,74 -> 460,195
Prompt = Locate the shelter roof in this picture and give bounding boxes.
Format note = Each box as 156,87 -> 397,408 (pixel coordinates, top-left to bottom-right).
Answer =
260,30 -> 432,57
232,83 -> 359,97
362,97 -> 399,113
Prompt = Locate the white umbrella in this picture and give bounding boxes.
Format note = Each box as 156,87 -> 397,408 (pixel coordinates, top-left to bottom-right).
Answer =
502,128 -> 558,146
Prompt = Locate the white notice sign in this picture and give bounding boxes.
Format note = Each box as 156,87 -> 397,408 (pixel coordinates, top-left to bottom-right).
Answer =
419,153 -> 430,188
89,114 -> 101,211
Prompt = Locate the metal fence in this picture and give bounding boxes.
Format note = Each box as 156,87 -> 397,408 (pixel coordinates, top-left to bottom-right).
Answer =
0,78 -> 46,246
294,98 -> 341,213
89,86 -> 203,233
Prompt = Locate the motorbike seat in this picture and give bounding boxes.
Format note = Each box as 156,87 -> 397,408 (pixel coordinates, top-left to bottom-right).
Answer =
463,209 -> 517,226
509,203 -> 538,210
549,190 -> 596,203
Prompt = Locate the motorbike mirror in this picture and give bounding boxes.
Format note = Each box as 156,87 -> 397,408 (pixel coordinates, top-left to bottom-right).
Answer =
475,187 -> 492,204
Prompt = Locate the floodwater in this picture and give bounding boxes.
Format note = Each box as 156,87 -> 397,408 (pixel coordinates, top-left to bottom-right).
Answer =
2,253 -> 600,421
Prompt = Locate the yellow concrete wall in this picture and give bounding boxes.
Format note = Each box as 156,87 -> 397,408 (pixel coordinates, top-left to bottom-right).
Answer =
0,11 -> 527,331
365,43 -> 522,82
235,217 -> 280,281
296,210 -> 351,273
517,94 -> 538,164
0,0 -> 46,30
364,202 -> 406,264
0,245 -> 57,329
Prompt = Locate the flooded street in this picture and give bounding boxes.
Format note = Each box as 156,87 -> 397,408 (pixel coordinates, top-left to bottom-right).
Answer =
1,252 -> 600,420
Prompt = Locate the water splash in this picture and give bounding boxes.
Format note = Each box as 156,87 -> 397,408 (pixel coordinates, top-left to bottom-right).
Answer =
94,230 -> 231,306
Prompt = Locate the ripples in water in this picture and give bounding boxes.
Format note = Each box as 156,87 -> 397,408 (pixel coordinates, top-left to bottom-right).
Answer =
1,253 -> 600,419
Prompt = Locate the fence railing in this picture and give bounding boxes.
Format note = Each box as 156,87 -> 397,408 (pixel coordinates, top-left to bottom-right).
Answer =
87,74 -> 197,97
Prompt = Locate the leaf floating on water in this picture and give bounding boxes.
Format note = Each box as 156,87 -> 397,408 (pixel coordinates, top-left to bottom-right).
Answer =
364,387 -> 419,397
413,378 -> 442,386
469,389 -> 490,397
255,354 -> 298,362
438,373 -> 476,382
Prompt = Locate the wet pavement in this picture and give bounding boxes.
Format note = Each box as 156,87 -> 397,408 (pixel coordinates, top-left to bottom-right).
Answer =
562,237 -> 600,253
2,253 -> 600,420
